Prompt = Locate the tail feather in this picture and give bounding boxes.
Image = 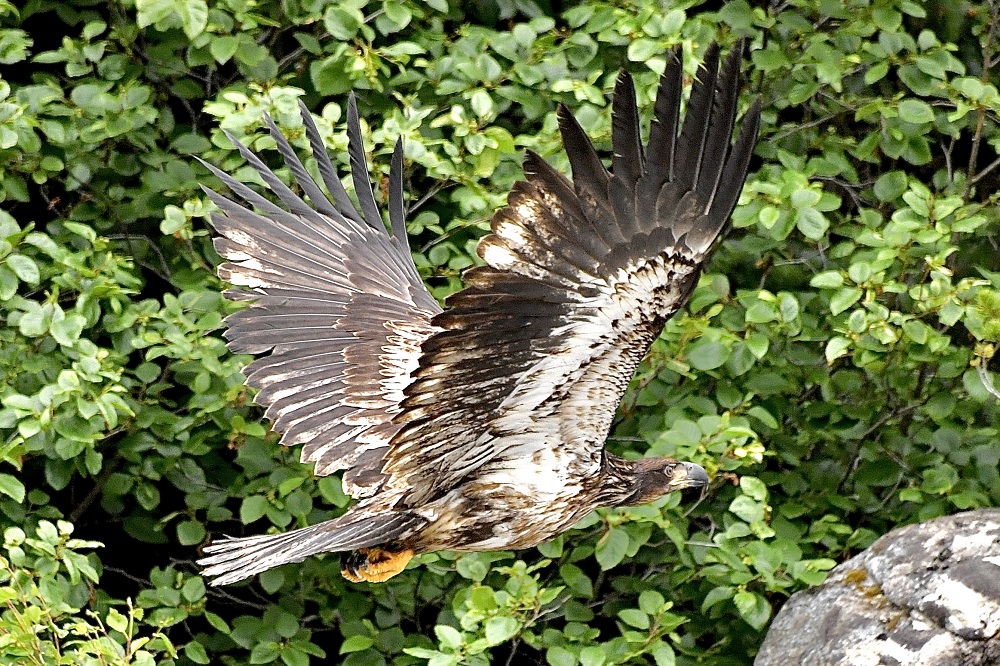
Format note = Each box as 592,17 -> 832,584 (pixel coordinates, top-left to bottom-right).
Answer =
198,511 -> 424,585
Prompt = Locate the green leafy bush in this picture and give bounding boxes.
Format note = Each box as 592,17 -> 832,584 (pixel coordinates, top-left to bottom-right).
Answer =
2,0 -> 1000,664
0,521 -> 177,664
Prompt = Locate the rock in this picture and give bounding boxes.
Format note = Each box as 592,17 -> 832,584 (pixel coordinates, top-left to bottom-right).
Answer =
755,509 -> 1000,666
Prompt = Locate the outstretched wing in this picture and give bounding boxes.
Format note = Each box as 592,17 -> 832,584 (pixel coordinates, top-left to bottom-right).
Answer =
204,96 -> 441,498
381,43 -> 761,505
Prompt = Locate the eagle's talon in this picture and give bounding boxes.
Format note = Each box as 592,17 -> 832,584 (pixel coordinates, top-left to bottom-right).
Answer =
341,547 -> 414,583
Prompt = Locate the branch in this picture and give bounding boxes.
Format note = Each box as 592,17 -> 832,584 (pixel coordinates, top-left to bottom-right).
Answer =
963,2 -> 1000,197
69,451 -> 124,523
977,361 -> 1000,400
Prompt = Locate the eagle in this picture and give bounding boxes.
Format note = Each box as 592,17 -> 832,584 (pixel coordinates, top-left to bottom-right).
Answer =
198,42 -> 760,585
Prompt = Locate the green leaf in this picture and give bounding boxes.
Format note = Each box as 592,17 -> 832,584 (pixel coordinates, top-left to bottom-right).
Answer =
759,205 -> 780,228
382,1 -> 412,30
897,99 -> 934,124
740,476 -> 768,501
725,342 -> 755,376
176,520 -> 205,546
182,576 -> 205,602
921,465 -> 958,493
0,266 -> 17,300
427,654 -> 461,666
747,406 -> 778,429
702,586 -> 735,611
324,6 -> 362,40
18,303 -> 50,337
240,495 -> 268,524
340,636 -> 373,653
259,568 -> 285,594
250,641 -> 280,664
687,340 -> 729,371
50,313 -> 86,346
796,207 -> 828,240
560,563 -> 593,598
171,133 -> 212,154
484,616 -> 519,645
185,641 -> 210,664
595,527 -> 629,569
627,39 -> 659,63
865,61 -> 890,84
638,589 -> 665,614
729,495 -> 764,523
745,301 -> 776,324
470,586 -> 497,611
733,590 -> 771,630
0,473 -> 25,503
405,648 -> 443,659
579,646 -> 606,666
434,624 -> 463,650
617,608 -> 650,629
790,189 -> 821,209
180,0 -> 208,39
874,170 -> 908,202
718,0 -> 753,30
5,254 -> 38,284
470,90 -> 493,119
745,333 -> 769,358
902,319 -> 930,344
651,641 -> 676,666
848,262 -> 872,284
106,608 -> 129,633
829,287 -> 863,315
204,611 -> 230,634
209,35 -> 239,63
825,336 -> 852,363
546,646 -> 576,666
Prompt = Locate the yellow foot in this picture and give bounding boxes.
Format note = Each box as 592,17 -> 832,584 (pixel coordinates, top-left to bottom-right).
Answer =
341,547 -> 414,583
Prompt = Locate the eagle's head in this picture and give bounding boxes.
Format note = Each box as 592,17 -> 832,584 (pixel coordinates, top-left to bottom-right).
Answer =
605,457 -> 710,507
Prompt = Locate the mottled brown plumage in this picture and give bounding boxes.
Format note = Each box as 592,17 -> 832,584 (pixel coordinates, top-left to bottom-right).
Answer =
197,42 -> 760,585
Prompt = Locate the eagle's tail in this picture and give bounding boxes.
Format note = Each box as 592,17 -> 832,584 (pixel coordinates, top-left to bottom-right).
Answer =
198,511 -> 424,586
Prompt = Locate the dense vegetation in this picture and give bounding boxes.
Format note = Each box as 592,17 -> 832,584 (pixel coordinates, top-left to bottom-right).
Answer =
2,0 -> 1000,664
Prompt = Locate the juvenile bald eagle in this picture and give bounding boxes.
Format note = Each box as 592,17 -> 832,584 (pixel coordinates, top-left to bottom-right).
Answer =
198,42 -> 760,585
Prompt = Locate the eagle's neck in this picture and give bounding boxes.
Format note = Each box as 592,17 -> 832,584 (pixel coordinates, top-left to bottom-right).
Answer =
596,453 -> 648,506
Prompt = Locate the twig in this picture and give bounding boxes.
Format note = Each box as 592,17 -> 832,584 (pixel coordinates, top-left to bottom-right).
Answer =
683,540 -> 720,548
682,488 -> 708,518
943,136 -> 955,183
503,638 -> 522,666
69,451 -> 124,523
102,565 -> 154,587
812,175 -> 868,210
408,181 -> 456,214
771,112 -> 842,141
969,155 -> 1000,186
203,585 -> 270,611
977,362 -> 1000,400
107,233 -> 172,280
963,3 -> 1000,198
837,403 -> 920,492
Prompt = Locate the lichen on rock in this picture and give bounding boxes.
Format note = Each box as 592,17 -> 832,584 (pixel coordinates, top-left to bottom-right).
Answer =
755,509 -> 1000,666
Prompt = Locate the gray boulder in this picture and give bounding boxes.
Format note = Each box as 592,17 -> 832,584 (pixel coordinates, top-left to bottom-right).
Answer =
755,509 -> 1000,665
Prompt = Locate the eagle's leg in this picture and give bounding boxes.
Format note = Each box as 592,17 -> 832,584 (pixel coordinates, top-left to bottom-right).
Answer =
341,546 -> 414,582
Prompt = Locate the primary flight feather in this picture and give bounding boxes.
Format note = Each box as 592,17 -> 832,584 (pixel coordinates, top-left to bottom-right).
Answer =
198,42 -> 761,585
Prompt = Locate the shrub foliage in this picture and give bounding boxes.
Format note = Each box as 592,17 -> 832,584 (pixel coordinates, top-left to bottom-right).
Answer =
2,0 -> 1000,664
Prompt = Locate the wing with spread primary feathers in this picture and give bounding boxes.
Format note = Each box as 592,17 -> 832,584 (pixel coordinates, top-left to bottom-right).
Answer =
203,96 -> 441,499
379,42 -> 761,505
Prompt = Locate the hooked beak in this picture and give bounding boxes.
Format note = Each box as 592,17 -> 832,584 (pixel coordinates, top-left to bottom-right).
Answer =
676,462 -> 710,489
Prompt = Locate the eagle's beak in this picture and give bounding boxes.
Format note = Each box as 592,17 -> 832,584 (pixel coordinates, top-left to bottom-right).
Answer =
677,462 -> 710,488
